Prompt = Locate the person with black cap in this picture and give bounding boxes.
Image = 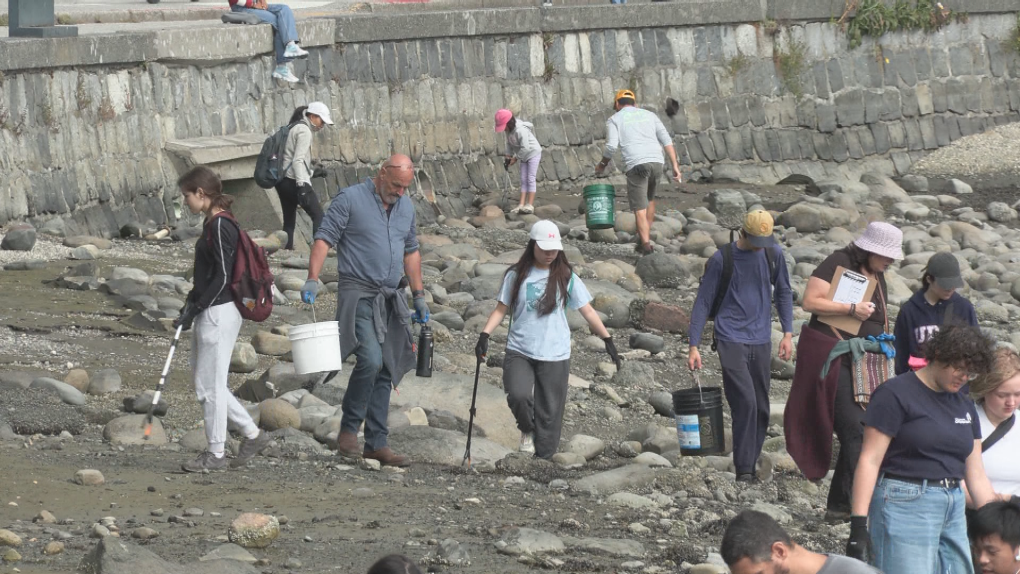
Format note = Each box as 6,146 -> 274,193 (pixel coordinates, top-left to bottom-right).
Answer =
686,210 -> 794,482
893,251 -> 978,374
594,89 -> 681,255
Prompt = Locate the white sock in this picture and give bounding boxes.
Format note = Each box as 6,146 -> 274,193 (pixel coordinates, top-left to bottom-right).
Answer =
208,443 -> 225,457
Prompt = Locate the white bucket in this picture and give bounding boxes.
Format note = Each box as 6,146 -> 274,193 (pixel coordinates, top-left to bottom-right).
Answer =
288,321 -> 344,375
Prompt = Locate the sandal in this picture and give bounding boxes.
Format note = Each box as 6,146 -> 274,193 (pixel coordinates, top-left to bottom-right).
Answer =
635,242 -> 654,255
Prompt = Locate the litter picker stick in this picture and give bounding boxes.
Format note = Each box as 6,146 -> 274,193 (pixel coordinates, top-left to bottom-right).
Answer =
143,325 -> 183,439
462,356 -> 484,468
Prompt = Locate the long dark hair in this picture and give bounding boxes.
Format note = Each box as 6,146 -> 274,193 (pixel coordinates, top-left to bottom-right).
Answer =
288,105 -> 309,124
504,239 -> 573,316
841,243 -> 874,274
505,116 -> 517,133
177,165 -> 233,210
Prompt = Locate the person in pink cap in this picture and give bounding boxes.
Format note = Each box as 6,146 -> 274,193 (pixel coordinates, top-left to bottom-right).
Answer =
784,221 -> 904,523
495,109 -> 543,215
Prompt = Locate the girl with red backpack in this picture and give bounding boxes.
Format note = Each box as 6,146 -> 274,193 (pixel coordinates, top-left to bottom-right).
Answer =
175,166 -> 270,473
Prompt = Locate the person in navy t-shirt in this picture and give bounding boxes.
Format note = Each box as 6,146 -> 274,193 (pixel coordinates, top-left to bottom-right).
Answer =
893,252 -> 978,374
847,325 -> 998,573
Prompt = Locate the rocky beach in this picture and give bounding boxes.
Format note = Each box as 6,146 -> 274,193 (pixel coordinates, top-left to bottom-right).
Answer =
3,126 -> 1020,573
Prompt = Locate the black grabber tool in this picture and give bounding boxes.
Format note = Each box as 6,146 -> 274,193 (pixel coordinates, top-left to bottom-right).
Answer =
143,324 -> 183,439
462,355 -> 484,468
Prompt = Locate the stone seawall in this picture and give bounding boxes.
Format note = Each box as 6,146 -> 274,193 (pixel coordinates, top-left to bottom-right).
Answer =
1,2 -> 1019,235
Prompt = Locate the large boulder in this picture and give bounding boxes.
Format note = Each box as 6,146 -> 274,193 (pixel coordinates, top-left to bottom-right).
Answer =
103,414 -> 167,445
705,189 -> 747,229
634,252 -> 691,288
228,514 -> 280,549
258,399 -> 300,431
81,537 -> 260,574
88,369 -> 122,395
1,224 -> 37,251
30,377 -> 86,406
387,426 -> 511,466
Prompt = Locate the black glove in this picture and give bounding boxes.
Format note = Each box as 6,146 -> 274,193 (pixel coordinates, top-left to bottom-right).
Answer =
173,299 -> 199,332
475,333 -> 489,362
845,516 -> 872,563
503,157 -> 512,171
604,337 -> 621,370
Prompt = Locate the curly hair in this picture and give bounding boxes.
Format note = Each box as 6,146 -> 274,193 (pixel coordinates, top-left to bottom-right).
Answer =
924,325 -> 996,376
970,347 -> 1020,402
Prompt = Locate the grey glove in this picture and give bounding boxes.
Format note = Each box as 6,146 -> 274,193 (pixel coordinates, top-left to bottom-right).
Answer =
301,279 -> 320,304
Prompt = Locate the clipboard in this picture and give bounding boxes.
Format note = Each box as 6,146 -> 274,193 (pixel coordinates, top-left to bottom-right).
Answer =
818,265 -> 876,336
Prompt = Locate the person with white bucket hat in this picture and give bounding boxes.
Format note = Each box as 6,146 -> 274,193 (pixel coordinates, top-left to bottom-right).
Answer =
474,220 -> 621,459
277,101 -> 333,251
784,221 -> 905,523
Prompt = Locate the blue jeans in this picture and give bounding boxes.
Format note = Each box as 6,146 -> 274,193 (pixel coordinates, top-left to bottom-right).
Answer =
869,476 -> 973,574
230,4 -> 298,64
340,298 -> 393,452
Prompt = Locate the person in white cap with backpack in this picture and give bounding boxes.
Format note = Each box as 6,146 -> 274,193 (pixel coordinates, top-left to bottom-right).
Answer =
276,101 -> 333,251
474,220 -> 621,459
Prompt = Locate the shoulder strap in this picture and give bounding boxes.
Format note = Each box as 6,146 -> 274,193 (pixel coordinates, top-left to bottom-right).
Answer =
764,245 -> 780,285
943,301 -> 956,325
982,413 -> 1015,452
708,243 -> 734,320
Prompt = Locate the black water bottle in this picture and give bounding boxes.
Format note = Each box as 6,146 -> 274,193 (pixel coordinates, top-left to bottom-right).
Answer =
416,324 -> 434,378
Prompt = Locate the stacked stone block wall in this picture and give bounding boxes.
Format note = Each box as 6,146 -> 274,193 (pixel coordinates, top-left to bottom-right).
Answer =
0,7 -> 1018,234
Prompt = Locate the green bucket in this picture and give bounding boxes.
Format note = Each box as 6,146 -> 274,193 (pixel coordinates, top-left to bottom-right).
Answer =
583,184 -> 616,230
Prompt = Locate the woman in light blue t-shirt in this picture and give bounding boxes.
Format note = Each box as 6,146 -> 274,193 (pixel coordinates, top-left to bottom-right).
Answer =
475,220 -> 621,459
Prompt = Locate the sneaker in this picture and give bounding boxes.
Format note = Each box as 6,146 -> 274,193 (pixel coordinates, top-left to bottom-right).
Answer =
736,472 -> 757,483
182,451 -> 228,473
510,205 -> 523,214
272,65 -> 299,83
284,42 -> 309,59
230,431 -> 272,468
521,205 -> 535,214
519,432 -> 535,454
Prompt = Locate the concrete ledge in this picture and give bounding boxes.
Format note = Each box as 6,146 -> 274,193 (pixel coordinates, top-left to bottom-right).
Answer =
0,32 -> 158,71
334,9 -> 543,43
542,1 -> 764,31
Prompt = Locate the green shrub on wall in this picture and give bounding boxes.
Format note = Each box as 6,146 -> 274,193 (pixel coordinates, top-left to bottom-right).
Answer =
844,0 -> 954,48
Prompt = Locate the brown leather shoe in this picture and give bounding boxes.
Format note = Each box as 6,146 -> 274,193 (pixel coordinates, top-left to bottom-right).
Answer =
363,447 -> 410,467
334,431 -> 361,458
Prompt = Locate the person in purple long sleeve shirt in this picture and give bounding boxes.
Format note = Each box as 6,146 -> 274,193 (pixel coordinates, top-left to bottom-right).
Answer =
687,210 -> 794,482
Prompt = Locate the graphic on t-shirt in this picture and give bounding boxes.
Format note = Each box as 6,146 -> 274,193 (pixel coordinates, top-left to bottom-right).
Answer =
955,412 -> 973,425
525,280 -> 546,312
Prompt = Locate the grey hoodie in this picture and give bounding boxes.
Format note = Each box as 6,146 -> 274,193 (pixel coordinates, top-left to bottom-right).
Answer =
505,120 -> 542,161
283,118 -> 314,186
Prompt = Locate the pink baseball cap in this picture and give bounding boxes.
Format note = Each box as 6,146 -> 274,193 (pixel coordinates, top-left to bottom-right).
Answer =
494,109 -> 512,132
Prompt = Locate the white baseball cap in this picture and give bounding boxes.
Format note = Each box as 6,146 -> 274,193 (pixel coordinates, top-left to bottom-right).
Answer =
306,101 -> 334,125
529,220 -> 563,251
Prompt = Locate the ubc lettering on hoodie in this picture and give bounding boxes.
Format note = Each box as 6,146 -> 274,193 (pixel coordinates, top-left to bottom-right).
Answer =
892,290 -> 978,374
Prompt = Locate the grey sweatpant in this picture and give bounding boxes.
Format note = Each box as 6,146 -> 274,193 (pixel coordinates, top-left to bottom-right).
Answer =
715,339 -> 772,474
503,351 -> 570,459
191,302 -> 258,455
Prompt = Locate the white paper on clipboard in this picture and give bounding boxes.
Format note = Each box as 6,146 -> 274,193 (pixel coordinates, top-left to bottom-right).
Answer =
831,269 -> 869,304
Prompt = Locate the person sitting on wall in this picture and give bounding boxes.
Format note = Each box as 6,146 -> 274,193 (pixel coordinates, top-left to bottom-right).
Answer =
228,0 -> 308,83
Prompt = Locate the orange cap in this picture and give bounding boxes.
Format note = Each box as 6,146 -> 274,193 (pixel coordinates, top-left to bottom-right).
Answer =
614,89 -> 636,103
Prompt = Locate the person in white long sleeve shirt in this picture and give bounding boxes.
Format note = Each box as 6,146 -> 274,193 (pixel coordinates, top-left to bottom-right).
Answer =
595,89 -> 681,255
